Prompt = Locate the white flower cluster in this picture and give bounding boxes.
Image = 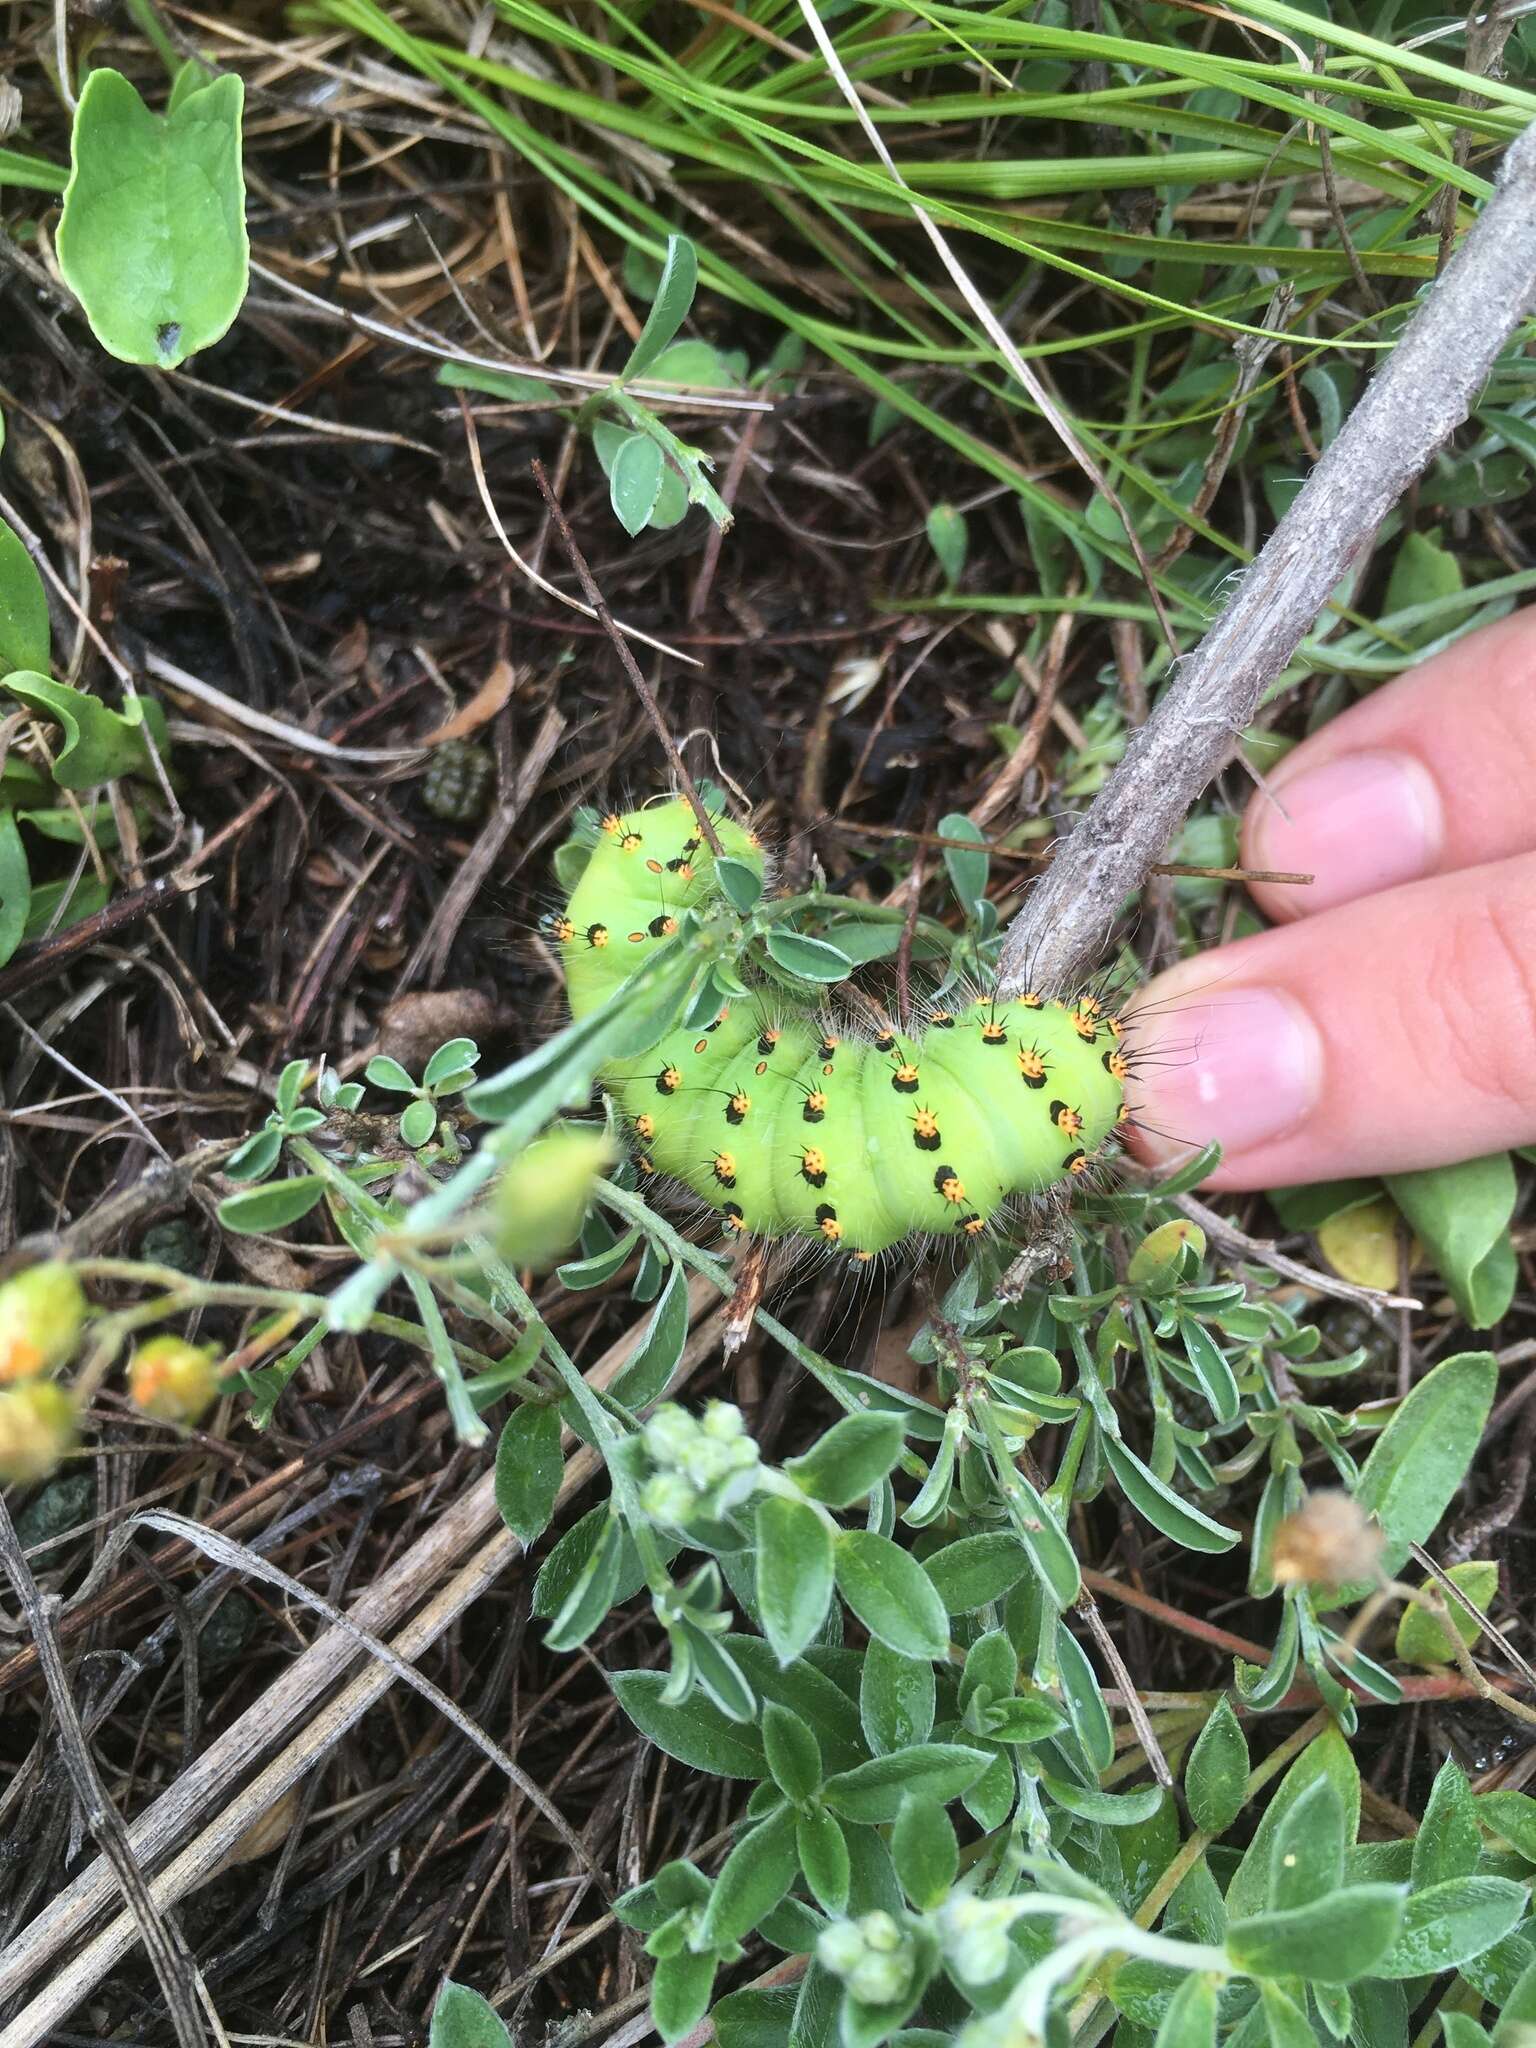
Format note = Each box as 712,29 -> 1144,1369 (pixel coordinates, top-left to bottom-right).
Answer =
816,1911 -> 917,2007
936,1896 -> 1025,1987
639,1401 -> 760,1526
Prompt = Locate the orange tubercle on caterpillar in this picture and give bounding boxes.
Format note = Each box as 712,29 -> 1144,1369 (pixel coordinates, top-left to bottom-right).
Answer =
1052,1101 -> 1084,1139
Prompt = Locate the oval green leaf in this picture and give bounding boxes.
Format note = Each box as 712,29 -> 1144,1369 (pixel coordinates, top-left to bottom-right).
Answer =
57,68 -> 248,368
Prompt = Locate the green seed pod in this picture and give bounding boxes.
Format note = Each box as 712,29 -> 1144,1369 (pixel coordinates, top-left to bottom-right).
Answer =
0,1382 -> 78,1485
422,740 -> 496,823
130,1336 -> 221,1424
0,1263 -> 87,1385
494,1127 -> 615,1270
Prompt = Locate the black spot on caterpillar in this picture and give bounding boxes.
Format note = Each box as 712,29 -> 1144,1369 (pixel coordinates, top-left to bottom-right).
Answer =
556,797 -> 1126,1256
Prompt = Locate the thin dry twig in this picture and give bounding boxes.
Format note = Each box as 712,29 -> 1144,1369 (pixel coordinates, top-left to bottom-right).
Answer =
0,1496 -> 210,2048
530,459 -> 724,855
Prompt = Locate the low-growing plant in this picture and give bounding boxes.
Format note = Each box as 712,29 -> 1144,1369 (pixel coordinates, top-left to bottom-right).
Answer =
0,473 -> 172,965
12,786 -> 1534,2043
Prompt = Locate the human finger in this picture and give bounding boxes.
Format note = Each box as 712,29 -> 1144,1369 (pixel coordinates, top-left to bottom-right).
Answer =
1241,608 -> 1536,924
1125,855 -> 1536,1188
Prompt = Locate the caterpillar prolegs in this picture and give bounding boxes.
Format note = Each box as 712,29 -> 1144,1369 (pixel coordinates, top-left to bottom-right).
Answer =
551,797 -> 1128,1258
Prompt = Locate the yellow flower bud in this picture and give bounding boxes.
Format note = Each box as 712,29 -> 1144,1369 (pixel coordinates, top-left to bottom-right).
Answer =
129,1337 -> 221,1425
0,1262 -> 87,1384
493,1128 -> 614,1271
0,1382 -> 77,1485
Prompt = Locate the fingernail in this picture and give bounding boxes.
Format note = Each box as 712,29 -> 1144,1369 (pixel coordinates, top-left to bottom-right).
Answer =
1250,750 -> 1442,913
1130,987 -> 1323,1164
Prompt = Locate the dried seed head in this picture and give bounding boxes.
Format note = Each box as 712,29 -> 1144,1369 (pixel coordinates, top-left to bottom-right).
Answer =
1272,1490 -> 1385,1590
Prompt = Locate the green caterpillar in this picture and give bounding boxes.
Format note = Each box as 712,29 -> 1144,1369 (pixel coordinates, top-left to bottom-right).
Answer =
550,796 -> 1127,1258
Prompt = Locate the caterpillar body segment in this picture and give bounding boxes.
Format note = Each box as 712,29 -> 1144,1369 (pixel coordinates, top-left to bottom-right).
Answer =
553,796 -> 1126,1256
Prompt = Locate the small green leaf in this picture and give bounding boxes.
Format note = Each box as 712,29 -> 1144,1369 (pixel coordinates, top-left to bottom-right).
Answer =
1225,1884 -> 1406,1983
1373,1876 -> 1528,1979
429,1981 -> 514,2048
611,1260 -> 688,1410
925,504 -> 968,587
1100,1433 -> 1240,1553
861,1637 -> 934,1757
1257,1980 -> 1319,2048
57,68 -> 248,367
822,1744 -> 991,1823
762,1702 -> 821,1806
1185,1695 -> 1248,1837
493,1402 -> 562,1546
936,811 -> 987,920
890,1796 -> 957,1910
4,672 -> 164,787
834,1531 -> 950,1662
223,1124 -> 283,1184
1383,527 -> 1464,645
1475,1789 -> 1536,1861
1494,1954 -> 1536,2043
468,943 -> 697,1140
1387,1154 -> 1517,1328
20,870 -> 108,948
651,1949 -> 716,2045
610,432 -> 666,537
365,1054 -> 417,1093
1056,1621 -> 1114,1774
921,1532 -> 1030,1615
423,1038 -> 479,1090
715,856 -> 762,914
982,1695 -> 1064,1744
611,1670 -> 768,1779
999,1463 -> 1080,1608
1128,1218 -> 1206,1294
544,1509 -> 622,1650
796,1807 -> 849,1915
0,810 -> 32,968
398,1097 -> 438,1149
533,1505 -> 656,1619
1180,1320 -> 1241,1426
1152,1973 -> 1217,2048
0,518 -> 49,675
786,1413 -> 905,1508
1227,1725 -> 1360,1921
1347,1350 -> 1497,1583
1234,1596 -> 1301,1714
1037,1774 -> 1168,1827
643,338 -> 734,387
1443,2017 -> 1496,2048
701,1806 -> 799,1945
1395,1558 -> 1499,1667
756,1494 -> 835,1667
1269,1777 -> 1345,1910
555,1227 -> 639,1290
623,234 -> 699,382
763,928 -> 854,984
1412,1758 -> 1481,1890
216,1175 -> 326,1234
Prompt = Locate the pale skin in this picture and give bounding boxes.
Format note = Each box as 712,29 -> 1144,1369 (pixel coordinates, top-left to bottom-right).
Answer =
1128,609 -> 1536,1190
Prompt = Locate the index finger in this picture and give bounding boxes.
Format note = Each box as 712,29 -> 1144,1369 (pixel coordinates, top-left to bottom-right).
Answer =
1243,608 -> 1536,923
